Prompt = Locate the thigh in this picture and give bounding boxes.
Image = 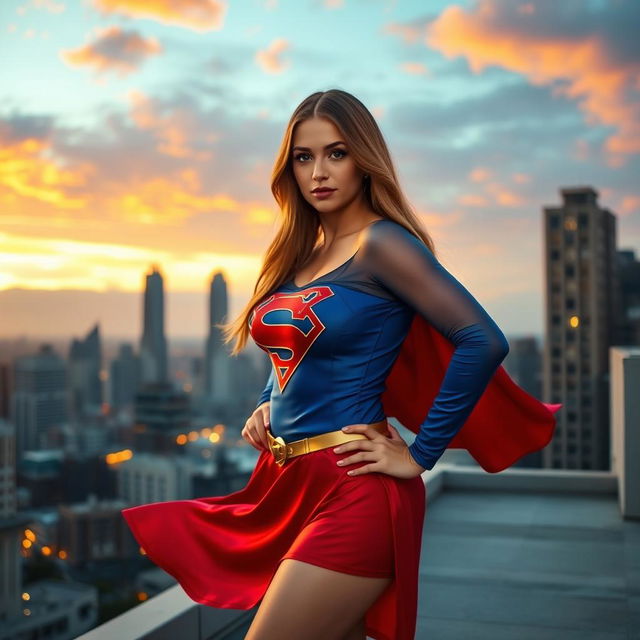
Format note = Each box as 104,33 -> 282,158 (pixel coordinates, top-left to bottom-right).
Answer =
245,558 -> 391,640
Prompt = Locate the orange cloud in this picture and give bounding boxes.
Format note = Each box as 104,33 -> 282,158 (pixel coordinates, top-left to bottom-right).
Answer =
0,136 -> 91,209
425,0 -> 640,164
484,181 -> 525,206
92,0 -> 226,32
0,112 -> 279,268
62,26 -> 161,75
382,22 -> 422,45
458,177 -> 525,208
511,172 -> 531,184
129,91 -> 212,159
112,176 -> 243,225
619,194 -> 640,217
457,193 -> 488,207
255,38 -> 291,74
398,61 -> 430,75
25,0 -> 65,13
469,166 -> 493,182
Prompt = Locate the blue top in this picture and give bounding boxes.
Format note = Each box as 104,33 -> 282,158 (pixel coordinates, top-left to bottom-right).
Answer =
249,218 -> 509,470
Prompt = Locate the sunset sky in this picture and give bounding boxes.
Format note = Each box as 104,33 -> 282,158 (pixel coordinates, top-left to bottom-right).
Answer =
1,0 -> 638,340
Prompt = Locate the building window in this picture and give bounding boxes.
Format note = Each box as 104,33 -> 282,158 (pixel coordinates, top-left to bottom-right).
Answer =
578,212 -> 588,229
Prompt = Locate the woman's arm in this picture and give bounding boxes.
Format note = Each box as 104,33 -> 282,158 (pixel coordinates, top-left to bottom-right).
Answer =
363,220 -> 510,470
255,368 -> 274,409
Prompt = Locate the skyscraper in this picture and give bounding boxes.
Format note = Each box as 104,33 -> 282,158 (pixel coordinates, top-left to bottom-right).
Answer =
543,186 -> 618,471
615,249 -> 640,346
109,343 -> 142,410
204,271 -> 231,403
11,345 -> 67,459
139,265 -> 168,384
68,324 -> 103,420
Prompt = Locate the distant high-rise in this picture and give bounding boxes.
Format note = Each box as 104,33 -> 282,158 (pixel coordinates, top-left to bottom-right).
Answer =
502,336 -> 543,468
615,250 -> 640,346
0,420 -> 33,622
205,271 -> 231,403
68,324 -> 103,420
109,343 -> 142,410
139,265 -> 168,384
11,344 -> 67,459
543,186 -> 618,471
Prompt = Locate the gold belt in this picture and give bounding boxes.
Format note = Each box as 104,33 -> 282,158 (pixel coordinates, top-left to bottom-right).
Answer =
265,420 -> 389,467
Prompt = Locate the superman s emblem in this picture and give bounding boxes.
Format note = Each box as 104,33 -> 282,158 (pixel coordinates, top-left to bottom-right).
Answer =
250,286 -> 334,391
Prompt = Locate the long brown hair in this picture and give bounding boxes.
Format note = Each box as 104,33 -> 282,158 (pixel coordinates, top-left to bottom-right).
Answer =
221,88 -> 438,355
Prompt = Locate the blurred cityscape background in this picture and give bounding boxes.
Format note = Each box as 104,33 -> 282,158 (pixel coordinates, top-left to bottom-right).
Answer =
1,0 -> 639,639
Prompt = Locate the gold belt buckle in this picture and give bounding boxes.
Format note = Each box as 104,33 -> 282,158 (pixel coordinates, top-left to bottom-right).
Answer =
268,434 -> 289,466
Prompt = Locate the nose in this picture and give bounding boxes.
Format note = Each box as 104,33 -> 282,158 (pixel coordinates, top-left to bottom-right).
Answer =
311,159 -> 328,181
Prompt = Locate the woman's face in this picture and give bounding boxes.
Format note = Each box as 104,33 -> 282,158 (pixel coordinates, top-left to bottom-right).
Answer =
291,117 -> 366,214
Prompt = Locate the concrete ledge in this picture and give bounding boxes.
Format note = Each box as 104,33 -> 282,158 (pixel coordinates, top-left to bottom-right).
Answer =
75,582 -> 257,640
438,464 -> 618,494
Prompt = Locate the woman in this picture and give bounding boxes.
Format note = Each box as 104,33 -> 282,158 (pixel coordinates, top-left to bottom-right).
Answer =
122,89 -> 560,640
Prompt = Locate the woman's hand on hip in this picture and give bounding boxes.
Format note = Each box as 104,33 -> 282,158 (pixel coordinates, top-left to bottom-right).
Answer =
242,402 -> 271,451
332,422 -> 426,479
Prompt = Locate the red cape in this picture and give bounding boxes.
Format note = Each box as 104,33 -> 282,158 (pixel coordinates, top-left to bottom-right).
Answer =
380,314 -> 562,473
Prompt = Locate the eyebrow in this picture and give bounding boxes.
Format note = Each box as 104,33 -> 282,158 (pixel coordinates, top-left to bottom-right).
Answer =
292,141 -> 346,151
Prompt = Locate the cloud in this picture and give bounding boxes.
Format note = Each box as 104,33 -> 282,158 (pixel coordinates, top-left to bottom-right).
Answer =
469,167 -> 493,183
0,114 -> 92,208
129,90 -> 213,159
418,0 -> 640,165
255,38 -> 291,73
23,0 -> 65,13
398,61 -> 430,75
0,93 -> 283,264
92,0 -> 227,32
62,26 -> 162,75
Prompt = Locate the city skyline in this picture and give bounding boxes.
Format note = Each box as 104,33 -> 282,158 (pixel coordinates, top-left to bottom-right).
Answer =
1,0 -> 639,339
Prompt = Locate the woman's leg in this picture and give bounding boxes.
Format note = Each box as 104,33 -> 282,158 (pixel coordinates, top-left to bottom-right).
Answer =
342,617 -> 366,640
245,559 -> 390,640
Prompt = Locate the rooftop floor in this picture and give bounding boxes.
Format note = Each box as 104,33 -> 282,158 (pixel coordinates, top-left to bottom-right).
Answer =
416,485 -> 639,639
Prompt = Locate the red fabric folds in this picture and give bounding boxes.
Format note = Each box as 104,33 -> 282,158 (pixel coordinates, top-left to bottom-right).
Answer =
381,314 -> 562,473
122,445 -> 426,640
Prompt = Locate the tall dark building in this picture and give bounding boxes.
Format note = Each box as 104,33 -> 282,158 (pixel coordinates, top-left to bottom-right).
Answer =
543,186 -> 618,471
139,265 -> 168,384
502,336 -> 543,468
615,249 -> 640,346
204,271 -> 231,403
109,343 -> 142,410
11,345 -> 67,460
68,324 -> 103,420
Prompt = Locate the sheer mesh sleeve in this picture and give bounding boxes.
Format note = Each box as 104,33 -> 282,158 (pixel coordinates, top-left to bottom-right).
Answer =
362,220 -> 510,470
255,368 -> 274,409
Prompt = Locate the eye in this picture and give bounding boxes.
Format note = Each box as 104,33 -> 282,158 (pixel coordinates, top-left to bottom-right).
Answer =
293,149 -> 348,162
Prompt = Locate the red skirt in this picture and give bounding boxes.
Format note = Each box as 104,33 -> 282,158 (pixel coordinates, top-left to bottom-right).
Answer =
121,443 -> 426,640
